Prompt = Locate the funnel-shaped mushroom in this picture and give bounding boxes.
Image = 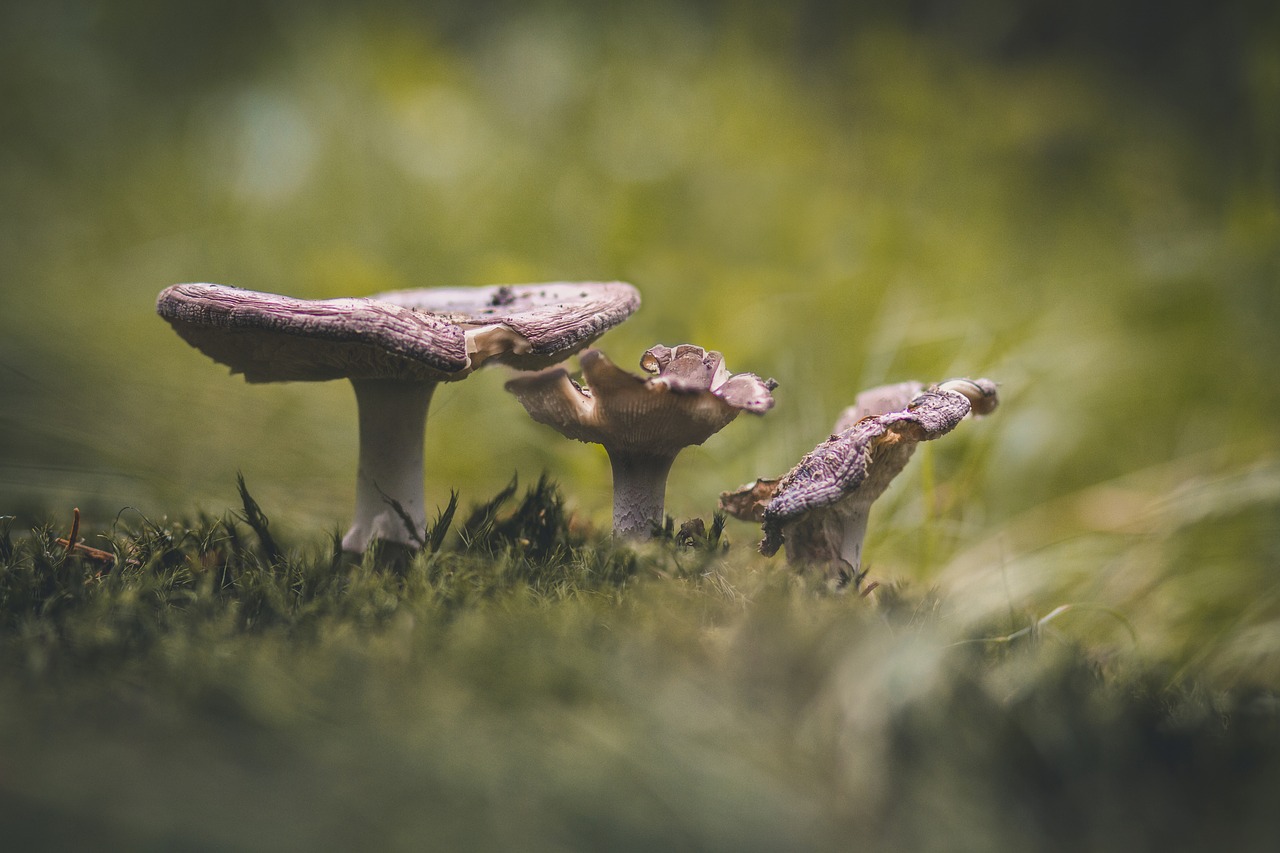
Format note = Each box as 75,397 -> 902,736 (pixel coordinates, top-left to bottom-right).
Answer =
505,344 -> 776,538
157,281 -> 639,553
720,378 -> 997,586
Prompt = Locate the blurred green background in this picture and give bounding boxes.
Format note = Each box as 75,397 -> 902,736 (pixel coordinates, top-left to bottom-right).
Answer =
2,0 -> 1279,663
5,3 -> 1280,849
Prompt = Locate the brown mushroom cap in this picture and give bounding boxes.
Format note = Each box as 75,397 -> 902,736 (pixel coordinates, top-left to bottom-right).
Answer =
720,380 -> 931,525
505,345 -> 776,456
758,384 -> 987,557
158,281 -> 641,382
157,283 -> 468,383
374,282 -> 641,370
640,344 -> 777,413
719,477 -> 782,524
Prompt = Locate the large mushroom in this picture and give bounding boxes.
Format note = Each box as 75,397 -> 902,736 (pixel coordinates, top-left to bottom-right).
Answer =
157,281 -> 639,553
505,344 -> 776,538
720,378 -> 997,587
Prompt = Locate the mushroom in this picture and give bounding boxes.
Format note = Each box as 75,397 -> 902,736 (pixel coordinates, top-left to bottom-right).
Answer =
157,281 -> 639,553
505,344 -> 777,538
719,378 -> 997,587
718,380 -> 933,526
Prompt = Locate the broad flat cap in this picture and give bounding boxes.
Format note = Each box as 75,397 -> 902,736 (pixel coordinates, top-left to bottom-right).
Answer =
157,281 -> 640,382
374,282 -> 640,370
505,345 -> 776,455
157,283 -> 466,382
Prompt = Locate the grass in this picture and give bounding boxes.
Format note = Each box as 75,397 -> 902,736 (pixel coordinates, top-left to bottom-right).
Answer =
2,477 -> 1279,851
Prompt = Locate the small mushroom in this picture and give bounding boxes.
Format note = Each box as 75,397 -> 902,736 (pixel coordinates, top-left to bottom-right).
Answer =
505,344 -> 776,538
157,281 -> 639,553
720,378 -> 997,587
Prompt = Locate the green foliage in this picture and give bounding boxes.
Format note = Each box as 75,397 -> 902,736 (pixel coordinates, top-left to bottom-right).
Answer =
2,478 -> 1280,850
427,488 -> 459,554
235,471 -> 282,563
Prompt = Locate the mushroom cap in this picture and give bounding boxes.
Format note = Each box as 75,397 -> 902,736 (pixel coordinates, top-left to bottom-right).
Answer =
719,477 -> 782,523
758,381 -> 994,556
832,381 -> 925,434
374,282 -> 641,371
505,344 -> 776,456
157,283 -> 468,383
157,281 -> 641,383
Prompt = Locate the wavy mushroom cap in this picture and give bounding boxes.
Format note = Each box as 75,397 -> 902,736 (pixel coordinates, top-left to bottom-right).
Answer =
640,344 -> 777,413
719,477 -> 782,524
721,380 -> 927,525
758,380 -> 996,557
157,283 -> 468,383
374,281 -> 641,371
505,345 -> 776,456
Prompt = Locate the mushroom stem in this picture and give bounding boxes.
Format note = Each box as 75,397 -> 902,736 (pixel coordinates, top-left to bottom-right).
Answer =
775,504 -> 871,582
607,450 -> 677,539
342,378 -> 437,553
838,509 -> 871,575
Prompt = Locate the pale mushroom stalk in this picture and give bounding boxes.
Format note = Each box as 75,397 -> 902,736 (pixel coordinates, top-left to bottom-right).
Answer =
608,450 -> 678,538
344,378 -> 436,552
840,511 -> 870,569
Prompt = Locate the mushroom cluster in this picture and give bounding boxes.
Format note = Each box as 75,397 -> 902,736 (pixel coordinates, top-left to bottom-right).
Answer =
720,378 -> 998,588
159,277 -> 999,586
157,281 -> 638,553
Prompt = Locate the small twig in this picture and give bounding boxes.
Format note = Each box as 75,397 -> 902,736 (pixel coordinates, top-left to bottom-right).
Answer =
54,539 -> 116,564
57,507 -> 115,568
65,507 -> 80,558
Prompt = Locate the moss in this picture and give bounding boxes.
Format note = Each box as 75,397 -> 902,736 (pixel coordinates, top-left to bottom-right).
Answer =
2,479 -> 1279,851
